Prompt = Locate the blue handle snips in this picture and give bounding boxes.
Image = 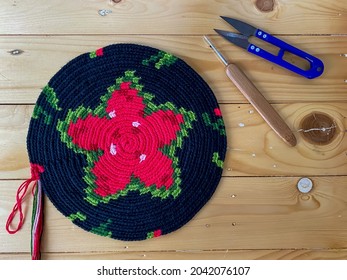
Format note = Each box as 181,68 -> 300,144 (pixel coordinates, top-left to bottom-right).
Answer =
215,17 -> 324,79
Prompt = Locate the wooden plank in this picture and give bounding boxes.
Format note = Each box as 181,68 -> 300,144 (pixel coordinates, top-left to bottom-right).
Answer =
0,103 -> 346,179
1,177 -> 347,253
0,36 -> 346,104
0,106 -> 30,179
222,102 -> 347,176
0,0 -> 344,265
0,0 -> 346,35
1,249 -> 347,260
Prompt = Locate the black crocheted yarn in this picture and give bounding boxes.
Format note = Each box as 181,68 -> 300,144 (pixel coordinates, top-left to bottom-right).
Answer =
27,44 -> 227,240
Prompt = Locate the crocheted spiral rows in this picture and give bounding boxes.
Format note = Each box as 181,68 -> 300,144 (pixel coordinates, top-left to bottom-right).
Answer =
27,44 -> 227,240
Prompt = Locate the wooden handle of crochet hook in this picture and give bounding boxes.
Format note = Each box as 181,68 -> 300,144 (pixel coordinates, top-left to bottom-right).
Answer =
226,64 -> 297,147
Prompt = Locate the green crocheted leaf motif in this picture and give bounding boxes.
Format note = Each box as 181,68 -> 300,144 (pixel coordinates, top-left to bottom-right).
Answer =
142,51 -> 178,69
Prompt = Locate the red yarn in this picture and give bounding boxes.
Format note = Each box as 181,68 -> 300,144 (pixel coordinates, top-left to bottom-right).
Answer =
67,82 -> 184,197
214,108 -> 222,117
31,181 -> 44,260
154,229 -> 162,237
6,164 -> 44,234
96,48 -> 104,57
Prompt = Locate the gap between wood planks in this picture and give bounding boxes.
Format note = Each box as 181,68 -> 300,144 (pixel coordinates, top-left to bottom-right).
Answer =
1,34 -> 347,36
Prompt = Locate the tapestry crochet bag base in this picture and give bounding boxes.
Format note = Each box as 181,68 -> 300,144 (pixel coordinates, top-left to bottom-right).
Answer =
6,44 -> 227,259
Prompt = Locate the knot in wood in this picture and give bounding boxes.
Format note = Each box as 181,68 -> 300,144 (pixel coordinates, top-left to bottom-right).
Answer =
299,112 -> 338,145
255,0 -> 275,13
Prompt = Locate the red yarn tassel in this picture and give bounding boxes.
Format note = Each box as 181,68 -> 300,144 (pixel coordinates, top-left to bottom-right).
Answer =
6,178 -> 37,234
6,164 -> 44,260
31,180 -> 43,260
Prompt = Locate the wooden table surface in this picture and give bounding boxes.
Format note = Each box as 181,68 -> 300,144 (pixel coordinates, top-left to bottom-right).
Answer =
0,0 -> 346,260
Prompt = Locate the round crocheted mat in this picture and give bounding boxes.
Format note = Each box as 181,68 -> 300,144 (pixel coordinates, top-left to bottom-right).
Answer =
27,44 -> 227,241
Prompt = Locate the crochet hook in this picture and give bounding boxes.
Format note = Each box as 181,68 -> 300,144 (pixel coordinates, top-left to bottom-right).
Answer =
203,36 -> 297,147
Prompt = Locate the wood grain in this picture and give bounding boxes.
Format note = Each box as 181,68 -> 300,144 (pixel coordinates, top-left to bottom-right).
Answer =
1,249 -> 347,260
0,0 -> 346,35
1,0 -> 346,261
0,103 -> 345,179
222,103 -> 347,176
1,177 -> 347,256
0,35 -> 346,104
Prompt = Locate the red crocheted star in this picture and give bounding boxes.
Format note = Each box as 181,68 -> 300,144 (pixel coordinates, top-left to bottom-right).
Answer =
67,82 -> 184,197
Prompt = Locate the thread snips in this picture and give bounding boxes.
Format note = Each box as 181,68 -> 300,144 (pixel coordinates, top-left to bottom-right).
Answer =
215,17 -> 324,79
